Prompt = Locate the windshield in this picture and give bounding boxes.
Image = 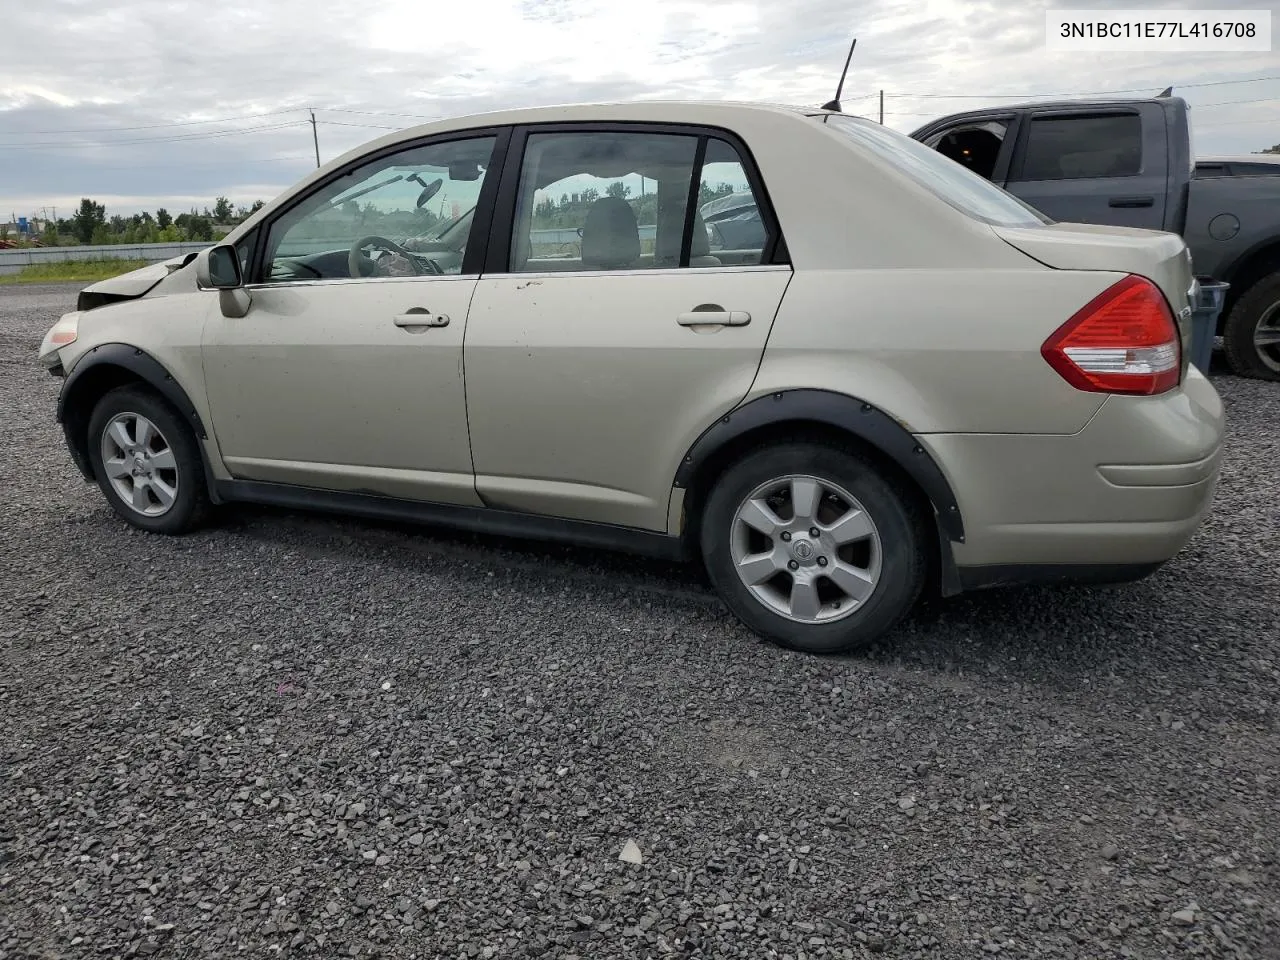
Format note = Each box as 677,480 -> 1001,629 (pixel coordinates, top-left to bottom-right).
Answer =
821,114 -> 1050,227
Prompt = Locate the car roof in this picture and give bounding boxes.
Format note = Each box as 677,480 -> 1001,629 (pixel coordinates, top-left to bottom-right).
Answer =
378,99 -> 826,139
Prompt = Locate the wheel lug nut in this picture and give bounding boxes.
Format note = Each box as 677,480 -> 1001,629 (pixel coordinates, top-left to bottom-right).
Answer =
787,560 -> 799,571
780,531 -> 791,542
810,527 -> 820,537
817,557 -> 828,567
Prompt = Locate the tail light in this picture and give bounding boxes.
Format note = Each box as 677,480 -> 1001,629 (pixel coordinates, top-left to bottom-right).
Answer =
1041,275 -> 1181,396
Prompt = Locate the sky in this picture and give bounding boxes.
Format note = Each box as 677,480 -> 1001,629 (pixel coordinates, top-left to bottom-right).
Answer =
1,0 -> 1277,220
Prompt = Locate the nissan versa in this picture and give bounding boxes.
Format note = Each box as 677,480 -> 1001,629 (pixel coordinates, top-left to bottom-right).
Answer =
39,101 -> 1225,654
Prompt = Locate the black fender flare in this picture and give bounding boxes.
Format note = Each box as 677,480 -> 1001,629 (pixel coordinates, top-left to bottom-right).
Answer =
56,343 -> 216,494
673,389 -> 965,544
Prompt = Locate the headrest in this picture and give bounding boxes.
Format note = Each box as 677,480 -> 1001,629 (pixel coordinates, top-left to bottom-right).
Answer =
581,197 -> 640,268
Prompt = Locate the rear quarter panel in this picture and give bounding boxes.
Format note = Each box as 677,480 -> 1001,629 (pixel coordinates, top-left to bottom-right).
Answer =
751,263 -> 1121,436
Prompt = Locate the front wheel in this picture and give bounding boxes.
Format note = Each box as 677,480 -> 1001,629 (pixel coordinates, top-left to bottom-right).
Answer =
87,385 -> 209,534
699,443 -> 926,654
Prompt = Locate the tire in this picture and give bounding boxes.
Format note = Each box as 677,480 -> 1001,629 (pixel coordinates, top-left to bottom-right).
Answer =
86,385 -> 209,534
699,443 -> 926,654
1222,272 -> 1280,382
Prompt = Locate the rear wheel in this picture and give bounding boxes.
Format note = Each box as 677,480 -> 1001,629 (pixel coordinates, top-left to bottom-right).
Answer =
699,443 -> 926,654
1222,272 -> 1280,382
87,385 -> 209,534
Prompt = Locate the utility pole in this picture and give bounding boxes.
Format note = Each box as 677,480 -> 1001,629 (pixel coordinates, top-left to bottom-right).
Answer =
879,90 -> 884,124
310,110 -> 320,168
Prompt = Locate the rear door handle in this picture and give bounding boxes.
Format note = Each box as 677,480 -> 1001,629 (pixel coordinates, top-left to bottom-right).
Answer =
1108,196 -> 1154,208
677,309 -> 751,327
394,308 -> 449,329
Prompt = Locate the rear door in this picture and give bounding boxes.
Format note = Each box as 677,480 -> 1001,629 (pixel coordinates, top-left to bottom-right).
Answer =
1003,106 -> 1168,229
462,124 -> 792,532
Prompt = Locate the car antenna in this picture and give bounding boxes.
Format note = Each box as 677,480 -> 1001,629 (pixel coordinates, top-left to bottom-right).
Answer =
1157,86 -> 1173,97
820,36 -> 857,112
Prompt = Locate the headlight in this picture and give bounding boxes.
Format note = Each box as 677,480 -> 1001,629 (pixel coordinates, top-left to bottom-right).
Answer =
38,313 -> 79,368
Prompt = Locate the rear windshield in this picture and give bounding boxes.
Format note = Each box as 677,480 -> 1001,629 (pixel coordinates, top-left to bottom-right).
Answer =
821,114 -> 1050,227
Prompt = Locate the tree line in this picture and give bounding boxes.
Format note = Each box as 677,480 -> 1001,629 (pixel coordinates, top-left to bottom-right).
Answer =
33,197 -> 266,247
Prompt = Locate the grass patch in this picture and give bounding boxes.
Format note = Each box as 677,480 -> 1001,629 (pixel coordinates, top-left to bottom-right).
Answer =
0,258 -> 153,285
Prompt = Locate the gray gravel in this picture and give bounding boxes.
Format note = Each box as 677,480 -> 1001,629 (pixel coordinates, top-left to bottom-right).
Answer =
2,284 -> 1278,960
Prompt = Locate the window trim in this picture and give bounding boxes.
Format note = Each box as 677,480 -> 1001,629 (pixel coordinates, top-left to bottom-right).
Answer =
247,125 -> 513,286
1008,109 -> 1144,184
482,120 -> 789,277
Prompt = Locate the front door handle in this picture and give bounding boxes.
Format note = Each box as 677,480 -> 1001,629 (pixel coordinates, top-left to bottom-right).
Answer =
1108,196 -> 1154,208
394,308 -> 449,329
677,307 -> 751,327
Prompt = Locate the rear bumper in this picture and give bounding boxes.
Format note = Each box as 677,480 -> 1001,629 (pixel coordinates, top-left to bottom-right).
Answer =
956,561 -> 1165,593
924,367 -> 1224,580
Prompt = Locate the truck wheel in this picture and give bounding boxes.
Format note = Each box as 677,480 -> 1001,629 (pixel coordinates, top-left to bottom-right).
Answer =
1222,273 -> 1280,382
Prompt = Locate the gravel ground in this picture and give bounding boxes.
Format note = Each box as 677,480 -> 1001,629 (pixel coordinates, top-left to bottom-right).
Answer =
1,284 -> 1278,960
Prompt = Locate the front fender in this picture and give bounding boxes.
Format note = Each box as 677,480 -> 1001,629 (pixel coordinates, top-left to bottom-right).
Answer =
56,344 -> 217,499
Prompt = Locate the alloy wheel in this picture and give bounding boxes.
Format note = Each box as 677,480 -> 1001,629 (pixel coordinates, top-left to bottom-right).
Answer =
1254,299 -> 1280,374
729,474 -> 883,624
100,412 -> 179,517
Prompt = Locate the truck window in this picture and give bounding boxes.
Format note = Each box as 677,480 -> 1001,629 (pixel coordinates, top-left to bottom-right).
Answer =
922,120 -> 1010,181
1017,114 -> 1143,181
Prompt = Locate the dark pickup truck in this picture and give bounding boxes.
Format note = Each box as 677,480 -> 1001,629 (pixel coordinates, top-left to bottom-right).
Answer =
910,96 -> 1280,380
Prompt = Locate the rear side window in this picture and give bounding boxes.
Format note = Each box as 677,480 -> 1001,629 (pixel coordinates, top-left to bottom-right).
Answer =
822,114 -> 1048,227
1018,114 -> 1142,181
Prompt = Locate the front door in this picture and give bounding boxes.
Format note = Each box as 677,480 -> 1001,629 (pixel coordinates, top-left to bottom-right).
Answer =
464,127 -> 792,532
201,133 -> 503,505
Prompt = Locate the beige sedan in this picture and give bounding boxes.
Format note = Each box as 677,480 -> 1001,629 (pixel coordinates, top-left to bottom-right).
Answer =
39,100 -> 1225,654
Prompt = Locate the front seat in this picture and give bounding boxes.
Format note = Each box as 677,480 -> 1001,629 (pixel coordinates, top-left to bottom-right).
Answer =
580,197 -> 641,270
653,206 -> 723,268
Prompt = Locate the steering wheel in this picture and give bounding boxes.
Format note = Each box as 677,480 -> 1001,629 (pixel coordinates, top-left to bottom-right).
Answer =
348,236 -> 442,278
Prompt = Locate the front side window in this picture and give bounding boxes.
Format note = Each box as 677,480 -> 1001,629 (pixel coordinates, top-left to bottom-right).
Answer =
822,114 -> 1048,227
260,135 -> 497,283
1016,114 -> 1143,181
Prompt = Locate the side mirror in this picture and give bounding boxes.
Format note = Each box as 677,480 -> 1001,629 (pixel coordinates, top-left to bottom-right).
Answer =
196,243 -> 242,288
195,244 -> 252,318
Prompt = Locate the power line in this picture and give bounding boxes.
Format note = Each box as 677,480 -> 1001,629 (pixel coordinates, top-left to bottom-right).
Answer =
0,106 -> 435,140
0,121 -> 310,151
57,155 -> 314,171
888,75 -> 1280,99
2,108 -> 308,137
318,119 -> 405,130
1196,96 -> 1280,108
1196,115 -> 1280,128
319,107 -> 442,121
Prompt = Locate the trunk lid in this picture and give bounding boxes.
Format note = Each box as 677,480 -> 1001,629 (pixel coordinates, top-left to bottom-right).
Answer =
992,221 -> 1194,371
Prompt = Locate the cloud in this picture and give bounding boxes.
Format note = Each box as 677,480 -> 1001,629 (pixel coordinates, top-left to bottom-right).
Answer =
1,0 -> 1276,216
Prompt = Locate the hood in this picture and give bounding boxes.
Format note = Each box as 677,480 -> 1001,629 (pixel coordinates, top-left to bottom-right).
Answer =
77,252 -> 199,311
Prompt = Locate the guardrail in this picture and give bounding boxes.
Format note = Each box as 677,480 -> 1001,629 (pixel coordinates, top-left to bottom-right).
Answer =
0,227 -> 665,276
0,242 -> 210,276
